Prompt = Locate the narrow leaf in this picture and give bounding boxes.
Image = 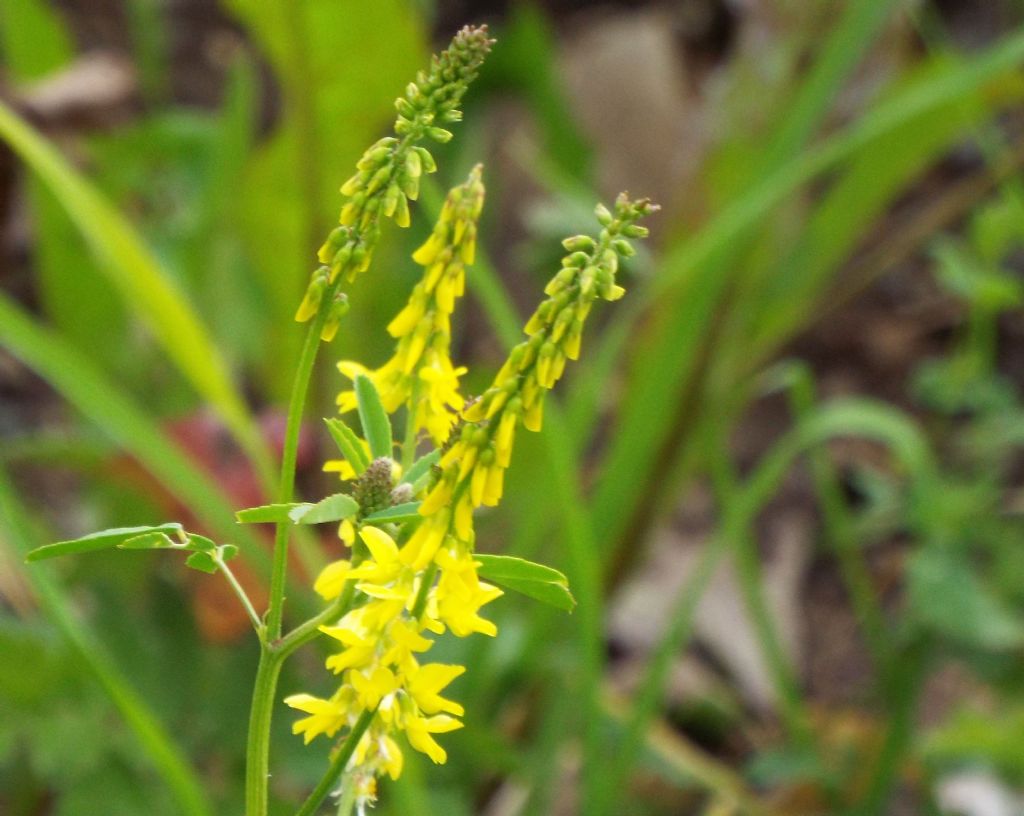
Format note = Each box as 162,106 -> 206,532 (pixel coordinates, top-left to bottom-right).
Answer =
402,449 -> 439,487
475,554 -> 576,612
236,503 -> 304,524
324,417 -> 370,475
363,502 -> 422,524
354,374 -> 392,460
290,493 -> 360,525
25,523 -> 184,562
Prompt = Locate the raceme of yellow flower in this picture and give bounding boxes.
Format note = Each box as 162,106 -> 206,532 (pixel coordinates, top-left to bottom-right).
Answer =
285,524 -> 500,798
295,25 -> 494,341
336,165 -> 486,445
414,193 -> 658,546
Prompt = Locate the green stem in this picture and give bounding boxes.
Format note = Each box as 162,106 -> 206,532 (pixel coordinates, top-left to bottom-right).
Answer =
249,279 -> 341,816
216,553 -> 264,634
245,647 -> 285,816
401,381 -> 422,474
294,708 -> 378,816
267,287 -> 338,640
278,580 -> 358,660
705,418 -> 812,747
410,562 -> 438,620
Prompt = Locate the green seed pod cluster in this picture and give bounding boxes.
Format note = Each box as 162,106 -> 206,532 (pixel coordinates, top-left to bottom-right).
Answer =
296,25 -> 494,336
353,457 -> 397,518
465,194 -> 657,435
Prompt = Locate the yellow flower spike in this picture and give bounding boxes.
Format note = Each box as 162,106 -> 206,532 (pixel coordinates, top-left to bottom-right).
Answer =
335,165 -> 485,445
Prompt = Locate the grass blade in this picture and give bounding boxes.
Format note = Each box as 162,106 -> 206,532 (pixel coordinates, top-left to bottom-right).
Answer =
0,464 -> 213,816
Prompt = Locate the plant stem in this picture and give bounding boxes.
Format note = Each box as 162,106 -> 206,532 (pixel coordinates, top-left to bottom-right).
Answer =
266,286 -> 338,640
336,772 -> 358,816
294,708 -> 378,816
249,280 -> 341,816
245,646 -> 285,816
401,382 -> 421,474
216,553 -> 264,634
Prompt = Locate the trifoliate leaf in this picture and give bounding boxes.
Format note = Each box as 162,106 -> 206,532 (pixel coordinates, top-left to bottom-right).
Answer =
475,554 -> 575,612
363,502 -> 422,524
236,503 -> 304,524
289,493 -> 360,525
25,523 -> 184,562
325,417 -> 371,475
354,374 -> 393,460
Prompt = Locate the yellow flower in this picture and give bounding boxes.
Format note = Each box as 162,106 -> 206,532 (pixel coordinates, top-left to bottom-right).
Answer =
404,713 -> 464,764
283,692 -> 350,745
313,558 -> 351,600
405,663 -> 466,716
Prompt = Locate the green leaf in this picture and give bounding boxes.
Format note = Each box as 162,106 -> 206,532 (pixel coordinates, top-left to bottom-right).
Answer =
355,374 -> 392,460
25,523 -> 184,562
289,493 -> 360,525
324,417 -> 370,475
402,449 -> 439,487
116,532 -> 179,550
219,543 -> 239,562
236,503 -> 304,524
907,547 -> 1024,650
363,502 -> 422,524
475,554 -> 576,612
184,551 -> 218,574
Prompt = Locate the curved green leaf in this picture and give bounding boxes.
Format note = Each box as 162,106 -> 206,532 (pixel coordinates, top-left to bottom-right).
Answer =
475,554 -> 576,612
25,523 -> 183,562
290,493 -> 359,525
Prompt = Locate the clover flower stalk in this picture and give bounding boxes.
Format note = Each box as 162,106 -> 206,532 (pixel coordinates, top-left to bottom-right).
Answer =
246,27 -> 492,816
285,194 -> 654,815
20,21 -> 655,816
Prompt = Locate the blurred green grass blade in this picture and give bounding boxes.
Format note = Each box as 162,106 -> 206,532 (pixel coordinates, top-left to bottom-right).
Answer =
0,0 -> 133,384
0,291 -> 267,574
603,397 -> 937,807
589,26 -> 1024,556
482,3 -> 592,181
0,464 -> 213,816
223,0 -> 426,396
0,0 -> 72,78
749,61 -> 1020,356
0,100 -> 265,469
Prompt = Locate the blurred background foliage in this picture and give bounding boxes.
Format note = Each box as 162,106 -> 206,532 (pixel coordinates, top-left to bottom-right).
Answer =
3,1 -> 1024,814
